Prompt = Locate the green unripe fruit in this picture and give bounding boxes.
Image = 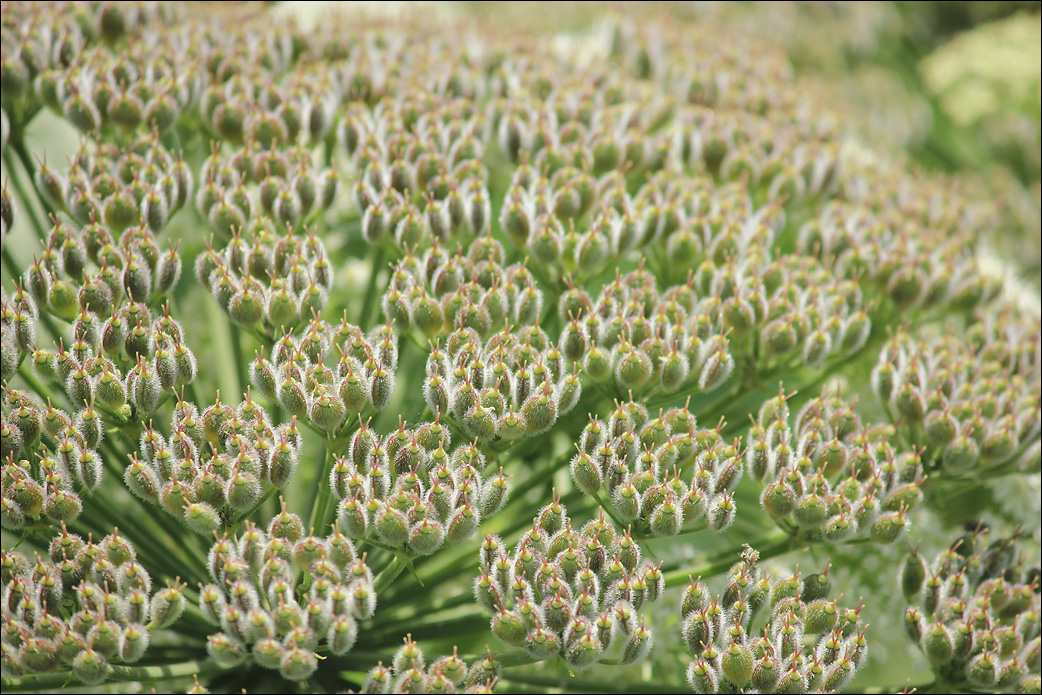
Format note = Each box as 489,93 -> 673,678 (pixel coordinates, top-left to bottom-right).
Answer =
337,498 -> 369,539
804,599 -> 838,633
184,501 -> 221,535
751,656 -> 780,692
686,659 -> 718,694
228,289 -> 265,327
45,489 -> 82,522
650,496 -> 682,537
522,391 -> 557,435
492,610 -> 528,646
72,647 -> 111,685
923,622 -> 952,665
370,366 -> 395,410
570,452 -> 601,496
792,493 -> 828,528
328,614 -> 358,655
615,345 -> 652,391
721,642 -> 754,687
707,494 -> 736,531
898,553 -> 926,605
683,610 -> 713,654
411,291 -> 444,338
310,392 -> 346,431
409,518 -> 446,556
49,277 -> 80,319
941,435 -> 979,473
524,627 -> 561,659
966,651 -> 998,688
698,348 -> 734,392
10,477 -> 44,518
870,511 -> 907,544
612,483 -> 641,522
375,503 -> 409,547
584,346 -> 612,382
150,585 -> 186,629
924,410 -> 958,446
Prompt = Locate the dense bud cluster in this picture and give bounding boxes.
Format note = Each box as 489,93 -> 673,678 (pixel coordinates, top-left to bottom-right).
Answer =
682,548 -> 868,694
196,516 -> 371,681
41,136 -> 193,238
2,389 -> 94,528
381,240 -> 538,341
1,220 -> 192,409
570,398 -> 741,536
474,507 -> 662,670
194,141 -> 339,241
329,417 -> 509,554
361,640 -> 497,694
901,529 -> 1041,693
422,323 -> 579,445
345,101 -> 490,251
1,528 -> 184,683
871,314 -> 1041,477
0,2 -> 192,135
249,316 -> 398,427
196,229 -> 334,333
748,387 -> 922,545
122,393 -> 302,534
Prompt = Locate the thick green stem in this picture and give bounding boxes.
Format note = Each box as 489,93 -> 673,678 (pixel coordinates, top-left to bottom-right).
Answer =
229,323 -> 249,401
308,445 -> 335,532
373,553 -> 410,594
1,659 -> 228,693
3,147 -> 49,243
358,246 -> 386,331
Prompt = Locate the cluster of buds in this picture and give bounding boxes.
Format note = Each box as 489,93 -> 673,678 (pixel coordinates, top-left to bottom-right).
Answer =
25,301 -> 195,421
871,313 -> 1041,477
4,211 -> 189,387
1,2 -> 191,136
200,58 -> 338,151
423,325 -> 580,444
361,639 -> 497,694
194,142 -> 339,240
196,226 -> 333,332
330,420 -> 509,554
197,515 -> 373,681
564,250 -> 869,402
474,508 -> 662,671
748,387 -> 922,544
1,387 -> 102,528
381,239 -> 541,340
38,136 -> 193,239
249,317 -> 398,429
347,102 -> 493,251
570,399 -> 740,536
613,17 -> 995,321
2,395 -> 88,527
901,528 -> 1041,692
123,393 -> 302,535
797,199 -> 998,315
1,527 -> 185,684
681,548 -> 868,693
